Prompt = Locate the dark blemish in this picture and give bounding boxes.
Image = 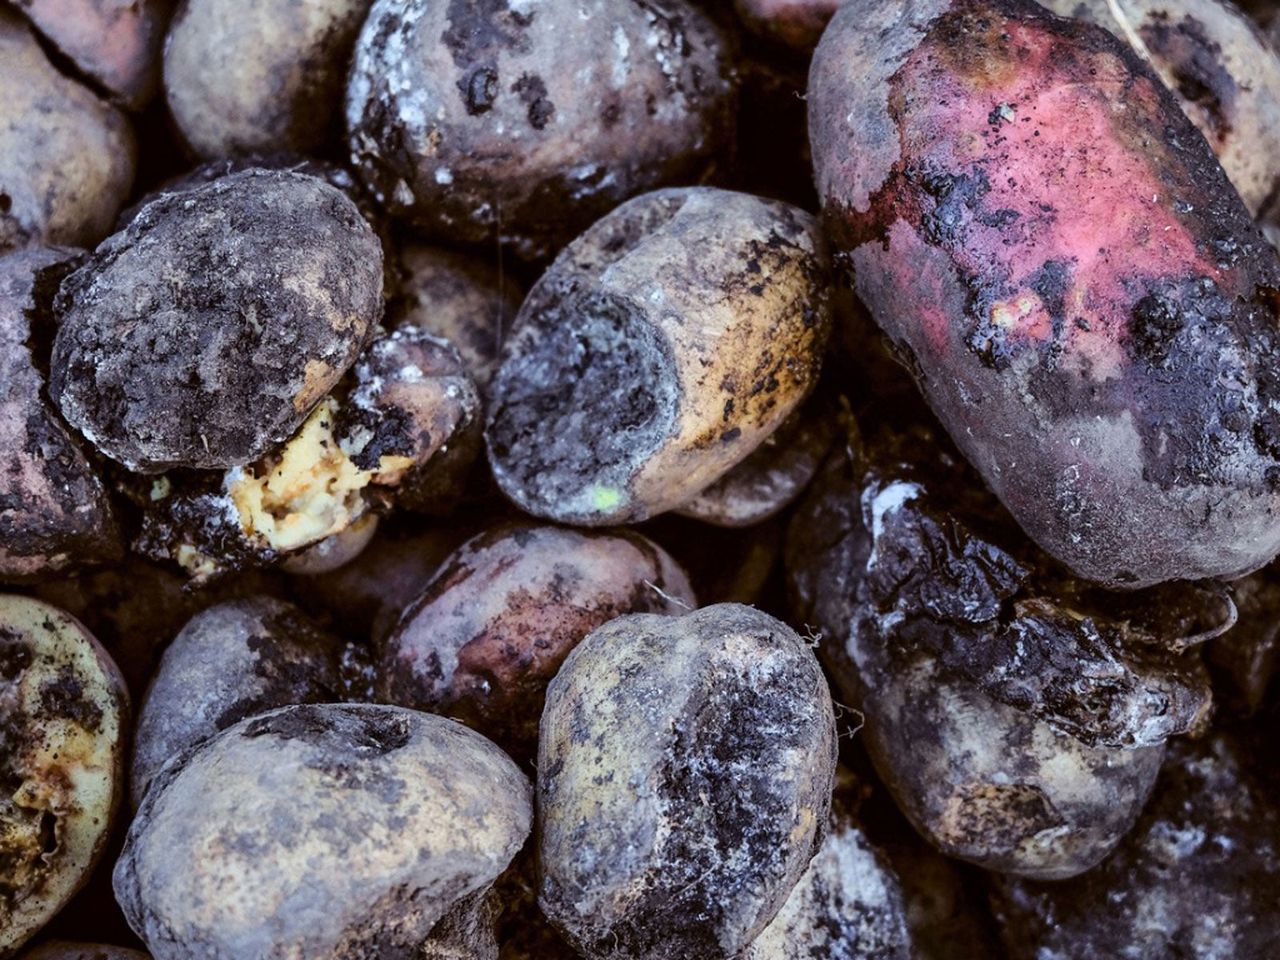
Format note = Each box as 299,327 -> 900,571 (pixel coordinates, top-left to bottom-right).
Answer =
0,193 -> 10,214
458,66 -> 499,115
0,631 -> 32,681
242,705 -> 411,756
1129,292 -> 1184,366
512,73 -> 555,130
1140,14 -> 1236,142
38,668 -> 104,733
721,428 -> 741,443
722,398 -> 735,422
748,283 -> 766,296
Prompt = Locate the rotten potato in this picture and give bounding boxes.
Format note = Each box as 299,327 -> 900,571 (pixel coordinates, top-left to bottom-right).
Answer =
345,0 -> 736,261
487,187 -> 831,526
129,597 -> 344,808
809,0 -> 1280,588
538,603 -> 837,960
0,595 -> 128,957
114,704 -> 531,960
50,168 -> 382,474
787,426 -> 1222,878
379,522 -> 695,760
0,248 -> 121,583
0,9 -> 136,254
1043,0 -> 1280,215
165,0 -> 371,158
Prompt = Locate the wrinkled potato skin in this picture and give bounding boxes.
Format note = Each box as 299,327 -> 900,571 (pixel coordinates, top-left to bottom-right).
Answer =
346,0 -> 736,261
391,246 -> 522,391
0,596 -> 128,958
18,943 -> 148,960
380,523 -> 695,759
114,704 -> 531,960
15,0 -> 173,108
165,0 -> 372,157
734,0 -> 845,51
810,0 -> 1280,588
130,597 -> 344,809
51,169 -> 382,473
488,188 -> 831,525
0,248 -> 121,582
1044,0 -> 1280,215
538,604 -> 837,960
0,10 -> 136,254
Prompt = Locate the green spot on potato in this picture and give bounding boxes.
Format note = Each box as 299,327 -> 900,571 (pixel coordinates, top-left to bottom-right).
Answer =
591,486 -> 622,511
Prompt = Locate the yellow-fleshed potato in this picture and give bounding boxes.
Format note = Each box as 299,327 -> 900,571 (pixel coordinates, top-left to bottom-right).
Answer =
114,704 -> 531,959
0,595 -> 128,957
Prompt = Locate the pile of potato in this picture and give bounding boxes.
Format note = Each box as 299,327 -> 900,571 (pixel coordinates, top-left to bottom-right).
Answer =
3,0 -> 1280,957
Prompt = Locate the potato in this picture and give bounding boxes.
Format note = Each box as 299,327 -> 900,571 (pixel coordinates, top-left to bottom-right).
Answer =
165,0 -> 372,157
809,0 -> 1280,588
130,596 -> 344,808
487,187 -> 831,525
0,9 -> 136,253
0,248 -> 121,582
991,721 -> 1280,958
132,327 -> 478,581
538,603 -> 837,960
17,943 -> 147,960
380,523 -> 695,760
786,428 -> 1219,878
114,704 -> 532,960
346,0 -> 736,261
279,514 -> 379,576
734,0 -> 845,51
0,595 -> 128,957
390,245 -> 523,391
14,0 -> 172,109
50,168 -> 382,473
1042,0 -> 1280,215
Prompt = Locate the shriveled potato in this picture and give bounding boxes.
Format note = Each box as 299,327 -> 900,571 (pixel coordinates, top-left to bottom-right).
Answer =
346,0 -> 736,261
50,168 -> 382,474
809,0 -> 1280,588
538,603 -> 837,959
165,0 -> 371,157
114,704 -> 531,960
380,523 -> 695,759
992,721 -> 1280,958
130,597 -> 344,808
17,942 -> 147,960
1043,0 -> 1280,215
132,328 -> 478,581
487,187 -> 831,525
14,0 -> 173,109
734,0 -> 845,51
0,248 -> 121,582
0,9 -> 136,253
786,428 -> 1221,878
391,245 -> 523,391
0,595 -> 128,956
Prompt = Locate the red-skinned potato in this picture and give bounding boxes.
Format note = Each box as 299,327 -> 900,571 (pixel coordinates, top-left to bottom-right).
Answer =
809,0 -> 1280,589
0,248 -> 121,583
1043,0 -> 1280,216
379,523 -> 695,760
0,596 -> 128,957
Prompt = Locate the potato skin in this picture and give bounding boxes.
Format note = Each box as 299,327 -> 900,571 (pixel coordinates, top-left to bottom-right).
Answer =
51,169 -> 382,473
346,0 -> 736,261
129,597 -> 344,809
379,523 -> 695,759
0,596 -> 128,958
0,9 -> 136,254
1043,0 -> 1280,215
809,0 -> 1280,588
0,248 -> 121,582
487,187 -> 831,525
114,703 -> 532,960
538,603 -> 837,960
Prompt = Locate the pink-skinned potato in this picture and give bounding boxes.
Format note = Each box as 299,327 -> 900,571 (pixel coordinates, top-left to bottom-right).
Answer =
810,0 -> 1280,589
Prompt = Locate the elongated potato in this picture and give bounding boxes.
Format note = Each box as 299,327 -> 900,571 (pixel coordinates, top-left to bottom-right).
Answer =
0,596 -> 128,957
809,0 -> 1280,588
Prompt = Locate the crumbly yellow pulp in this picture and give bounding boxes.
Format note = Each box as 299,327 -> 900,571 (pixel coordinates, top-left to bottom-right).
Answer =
229,398 -> 412,553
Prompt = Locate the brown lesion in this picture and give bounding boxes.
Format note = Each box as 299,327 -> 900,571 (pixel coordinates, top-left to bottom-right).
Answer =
1139,14 -> 1237,147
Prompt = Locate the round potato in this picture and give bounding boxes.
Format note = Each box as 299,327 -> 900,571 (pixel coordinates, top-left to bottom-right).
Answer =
0,595 -> 128,957
0,9 -> 136,253
129,596 -> 345,808
487,187 -> 831,525
50,168 -> 383,473
538,603 -> 838,960
114,704 -> 532,960
346,0 -> 736,260
380,523 -> 695,759
0,247 -> 121,582
165,0 -> 372,157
